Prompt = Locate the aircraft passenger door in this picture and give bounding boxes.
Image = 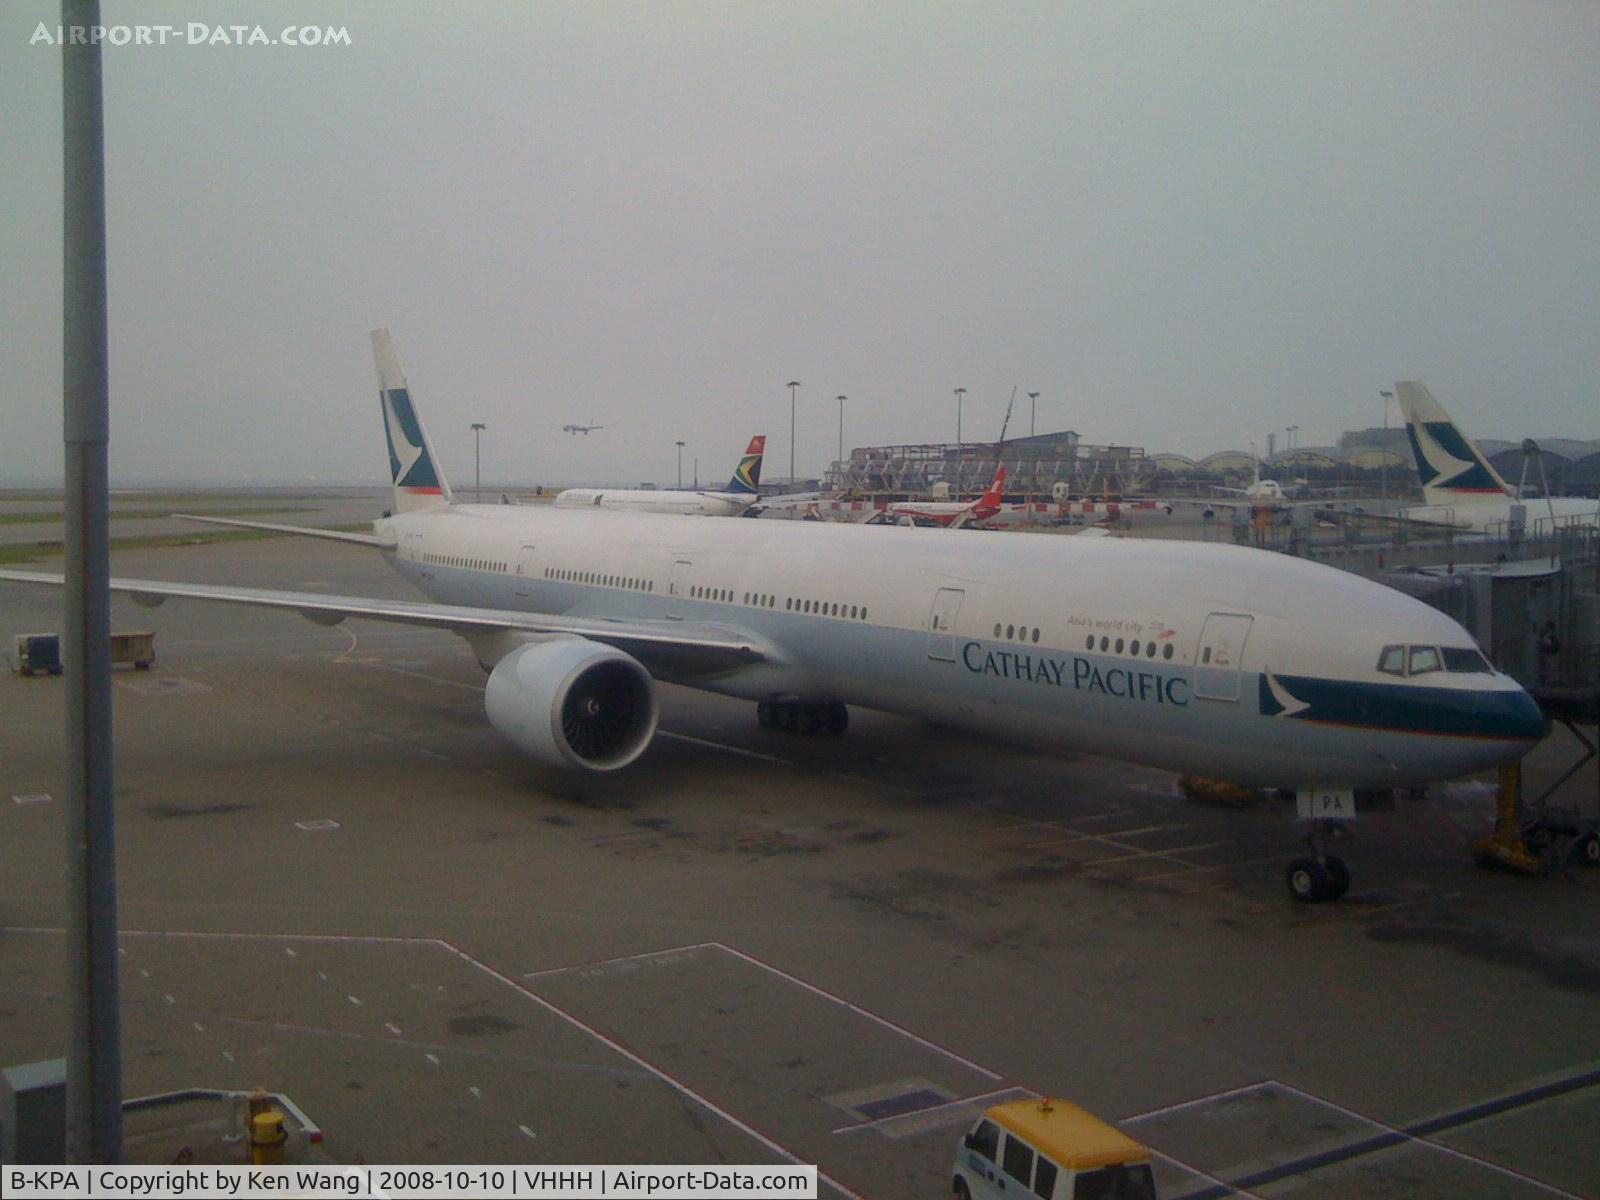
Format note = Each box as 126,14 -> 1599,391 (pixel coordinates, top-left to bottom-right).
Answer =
514,545 -> 537,597
927,587 -> 965,661
666,560 -> 692,619
1194,612 -> 1253,702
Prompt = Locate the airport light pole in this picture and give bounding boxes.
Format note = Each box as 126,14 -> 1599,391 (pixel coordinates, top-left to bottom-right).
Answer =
675,440 -> 685,489
1379,390 -> 1394,503
836,395 -> 846,472
954,387 -> 968,492
1028,391 -> 1039,438
62,0 -> 124,1161
787,381 -> 800,485
471,422 -> 486,501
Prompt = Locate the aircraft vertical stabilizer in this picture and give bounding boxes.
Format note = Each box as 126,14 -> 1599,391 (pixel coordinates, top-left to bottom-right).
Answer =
725,435 -> 766,496
373,329 -> 453,513
1395,381 -> 1512,506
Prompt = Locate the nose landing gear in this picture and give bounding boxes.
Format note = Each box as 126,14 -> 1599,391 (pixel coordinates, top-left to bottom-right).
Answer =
1286,819 -> 1351,903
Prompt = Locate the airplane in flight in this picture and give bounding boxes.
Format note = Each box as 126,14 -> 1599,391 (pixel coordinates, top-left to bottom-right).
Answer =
1395,382 -> 1600,533
0,332 -> 1546,903
562,419 -> 605,435
876,465 -> 1008,528
554,435 -> 766,517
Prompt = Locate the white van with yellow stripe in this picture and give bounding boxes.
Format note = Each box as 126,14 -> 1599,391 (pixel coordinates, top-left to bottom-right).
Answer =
953,1098 -> 1156,1200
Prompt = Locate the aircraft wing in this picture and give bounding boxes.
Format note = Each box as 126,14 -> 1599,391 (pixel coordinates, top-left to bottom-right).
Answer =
175,514 -> 396,548
0,569 -> 768,675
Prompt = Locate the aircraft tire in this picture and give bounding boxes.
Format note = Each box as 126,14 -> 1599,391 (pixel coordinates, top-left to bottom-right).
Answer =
757,701 -> 775,729
824,703 -> 849,736
797,705 -> 821,736
1286,857 -> 1332,903
954,1180 -> 971,1200
1324,855 -> 1351,900
1576,833 -> 1600,867
779,704 -> 800,733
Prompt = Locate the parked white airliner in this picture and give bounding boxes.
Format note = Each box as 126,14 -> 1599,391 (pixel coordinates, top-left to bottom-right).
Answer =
1396,382 -> 1600,533
0,334 -> 1545,899
554,436 -> 765,517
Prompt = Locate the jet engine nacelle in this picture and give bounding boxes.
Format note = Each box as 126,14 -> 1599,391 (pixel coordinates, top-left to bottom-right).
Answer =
484,639 -> 658,771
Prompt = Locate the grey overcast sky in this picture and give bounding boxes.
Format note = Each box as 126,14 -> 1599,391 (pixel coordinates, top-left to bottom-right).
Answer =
3,2 -> 1597,487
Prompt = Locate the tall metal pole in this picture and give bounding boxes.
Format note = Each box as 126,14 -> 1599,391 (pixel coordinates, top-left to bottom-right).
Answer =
954,387 -> 966,490
786,381 -> 800,484
675,440 -> 684,488
62,0 -> 123,1162
1379,390 -> 1394,504
471,422 -> 486,501
1028,392 -> 1038,439
836,395 -> 846,471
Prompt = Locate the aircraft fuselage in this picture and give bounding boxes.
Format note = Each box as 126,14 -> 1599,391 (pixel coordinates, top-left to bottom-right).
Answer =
378,503 -> 1542,789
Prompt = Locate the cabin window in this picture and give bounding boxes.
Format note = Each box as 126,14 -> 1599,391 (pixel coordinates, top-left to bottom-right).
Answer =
1031,628 -> 1040,644
1163,643 -> 1174,660
1408,645 -> 1443,676
1031,1156 -> 1057,1199
1377,645 -> 1406,676
1443,647 -> 1493,674
1146,641 -> 1157,657
995,624 -> 1002,637
860,608 -> 867,620
1006,625 -> 1015,639
1001,1136 -> 1035,1189
968,1120 -> 1000,1164
1086,636 -> 1094,651
1115,638 -> 1125,654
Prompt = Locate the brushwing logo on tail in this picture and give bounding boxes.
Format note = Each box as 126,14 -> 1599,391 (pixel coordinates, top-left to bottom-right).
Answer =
1406,420 -> 1505,495
382,387 -> 442,492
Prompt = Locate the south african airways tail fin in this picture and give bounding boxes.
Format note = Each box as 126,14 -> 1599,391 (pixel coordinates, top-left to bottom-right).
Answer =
374,329 -> 453,513
1394,382 -> 1512,506
724,435 -> 766,496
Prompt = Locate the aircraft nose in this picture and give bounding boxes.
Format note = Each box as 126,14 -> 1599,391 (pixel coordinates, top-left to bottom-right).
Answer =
1498,685 -> 1549,746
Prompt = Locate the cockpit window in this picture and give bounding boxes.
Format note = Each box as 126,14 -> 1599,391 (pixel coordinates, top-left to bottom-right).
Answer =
1442,646 -> 1494,674
1377,645 -> 1406,676
1408,646 -> 1443,676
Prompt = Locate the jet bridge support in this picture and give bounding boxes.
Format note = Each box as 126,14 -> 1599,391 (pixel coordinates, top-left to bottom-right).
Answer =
1472,761 -> 1544,876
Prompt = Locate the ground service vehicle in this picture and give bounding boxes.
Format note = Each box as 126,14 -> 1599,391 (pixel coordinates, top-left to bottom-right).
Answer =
954,1098 -> 1156,1200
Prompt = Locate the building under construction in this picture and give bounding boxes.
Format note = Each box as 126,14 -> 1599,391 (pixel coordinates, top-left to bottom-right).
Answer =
824,431 -> 1151,499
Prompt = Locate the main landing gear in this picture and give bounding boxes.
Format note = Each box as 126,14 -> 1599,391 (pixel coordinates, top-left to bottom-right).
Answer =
757,700 -> 849,736
1286,821 -> 1350,903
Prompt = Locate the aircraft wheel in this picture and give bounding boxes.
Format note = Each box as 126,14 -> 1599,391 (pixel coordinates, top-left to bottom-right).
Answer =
779,703 -> 800,732
1287,857 -> 1332,903
824,702 -> 849,736
1324,855 -> 1351,900
1576,833 -> 1600,868
797,705 -> 822,736
757,701 -> 775,729
954,1180 -> 971,1200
